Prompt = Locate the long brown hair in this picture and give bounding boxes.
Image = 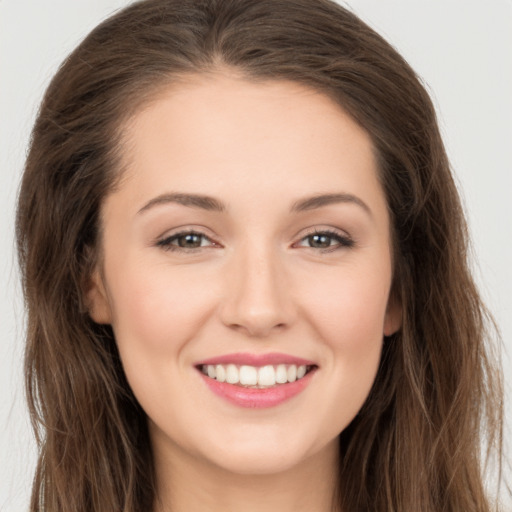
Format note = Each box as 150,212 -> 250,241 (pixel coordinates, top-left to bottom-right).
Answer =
16,0 -> 504,510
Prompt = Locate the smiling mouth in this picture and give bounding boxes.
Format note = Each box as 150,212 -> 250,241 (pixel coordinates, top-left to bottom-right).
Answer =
197,363 -> 317,389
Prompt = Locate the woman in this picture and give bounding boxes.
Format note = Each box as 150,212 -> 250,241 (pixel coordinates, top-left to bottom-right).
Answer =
15,0 -> 504,511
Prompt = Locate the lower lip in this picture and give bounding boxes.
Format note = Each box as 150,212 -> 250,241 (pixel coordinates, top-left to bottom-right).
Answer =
199,370 -> 315,408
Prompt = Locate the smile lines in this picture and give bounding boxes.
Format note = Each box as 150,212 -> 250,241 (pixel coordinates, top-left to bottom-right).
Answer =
199,364 -> 313,388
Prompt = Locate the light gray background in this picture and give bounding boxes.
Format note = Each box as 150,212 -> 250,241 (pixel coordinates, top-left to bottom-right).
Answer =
1,1 -> 511,510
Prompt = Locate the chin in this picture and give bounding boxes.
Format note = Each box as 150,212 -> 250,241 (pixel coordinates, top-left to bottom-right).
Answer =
208,448 -> 313,476
195,428 -> 335,477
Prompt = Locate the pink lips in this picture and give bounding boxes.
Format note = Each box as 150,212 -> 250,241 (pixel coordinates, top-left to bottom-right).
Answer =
195,352 -> 315,367
195,352 -> 317,409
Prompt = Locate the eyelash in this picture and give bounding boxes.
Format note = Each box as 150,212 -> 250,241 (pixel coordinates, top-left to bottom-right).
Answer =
156,231 -> 215,252
295,229 -> 355,252
156,228 -> 355,253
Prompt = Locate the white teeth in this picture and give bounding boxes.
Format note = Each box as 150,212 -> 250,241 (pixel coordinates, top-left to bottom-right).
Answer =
275,364 -> 288,384
207,365 -> 216,379
216,364 -> 226,383
239,365 -> 258,385
226,364 -> 239,384
201,363 -> 312,387
258,365 -> 276,386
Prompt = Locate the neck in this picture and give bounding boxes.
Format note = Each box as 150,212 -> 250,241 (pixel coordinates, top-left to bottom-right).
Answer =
152,437 -> 340,512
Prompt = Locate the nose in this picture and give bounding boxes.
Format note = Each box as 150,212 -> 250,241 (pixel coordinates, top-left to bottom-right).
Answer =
219,245 -> 295,338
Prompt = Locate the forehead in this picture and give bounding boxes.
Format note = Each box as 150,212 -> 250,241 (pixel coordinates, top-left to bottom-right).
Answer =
113,73 -> 385,216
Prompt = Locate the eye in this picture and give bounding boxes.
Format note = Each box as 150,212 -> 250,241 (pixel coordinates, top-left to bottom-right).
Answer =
296,230 -> 354,251
156,231 -> 216,251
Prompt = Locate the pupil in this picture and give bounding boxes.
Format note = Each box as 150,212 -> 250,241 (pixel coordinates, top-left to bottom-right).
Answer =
179,234 -> 201,247
310,234 -> 330,248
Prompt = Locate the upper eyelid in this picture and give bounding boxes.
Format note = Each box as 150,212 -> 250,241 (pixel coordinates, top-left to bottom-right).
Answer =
157,230 -> 217,246
293,229 -> 354,247
156,226 -> 350,238
156,225 -> 218,242
293,226 -> 353,242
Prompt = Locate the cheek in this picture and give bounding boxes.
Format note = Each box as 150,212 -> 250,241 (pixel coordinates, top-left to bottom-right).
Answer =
105,261 -> 221,417
106,260 -> 218,358
296,261 -> 390,425
300,261 -> 391,350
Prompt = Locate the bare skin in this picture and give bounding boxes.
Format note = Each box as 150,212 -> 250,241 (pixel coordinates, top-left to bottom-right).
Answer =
88,71 -> 400,512
152,435 -> 339,512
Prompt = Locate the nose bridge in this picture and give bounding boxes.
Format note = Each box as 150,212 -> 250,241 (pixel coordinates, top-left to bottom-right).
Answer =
221,239 -> 292,336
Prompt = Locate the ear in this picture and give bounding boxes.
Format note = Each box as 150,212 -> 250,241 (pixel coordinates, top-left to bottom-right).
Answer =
85,268 -> 112,324
383,292 -> 402,337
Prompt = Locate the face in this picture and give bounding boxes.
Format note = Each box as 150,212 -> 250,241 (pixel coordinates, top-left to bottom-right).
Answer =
88,73 -> 400,477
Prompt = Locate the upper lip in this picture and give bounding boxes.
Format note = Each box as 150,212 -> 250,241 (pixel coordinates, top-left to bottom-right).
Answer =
195,352 -> 316,367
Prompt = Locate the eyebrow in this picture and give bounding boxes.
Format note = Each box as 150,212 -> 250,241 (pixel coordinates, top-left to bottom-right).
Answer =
137,191 -> 371,216
137,193 -> 226,214
290,193 -> 372,216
